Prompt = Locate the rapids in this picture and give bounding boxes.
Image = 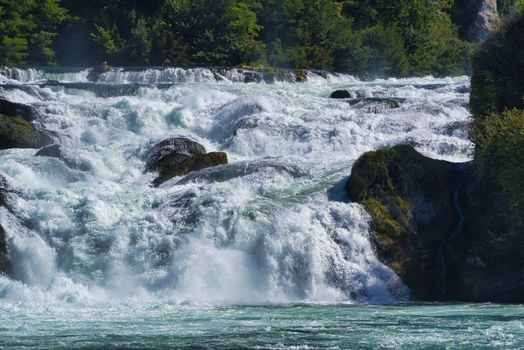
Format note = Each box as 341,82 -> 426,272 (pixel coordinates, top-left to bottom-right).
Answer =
0,67 -> 472,306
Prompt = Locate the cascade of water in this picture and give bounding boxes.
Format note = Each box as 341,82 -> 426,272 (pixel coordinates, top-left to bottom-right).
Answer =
0,68 -> 472,305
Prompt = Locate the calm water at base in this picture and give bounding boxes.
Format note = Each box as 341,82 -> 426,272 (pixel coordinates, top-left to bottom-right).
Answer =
1,303 -> 523,349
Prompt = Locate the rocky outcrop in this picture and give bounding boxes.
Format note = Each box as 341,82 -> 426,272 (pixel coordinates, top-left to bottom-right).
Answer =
452,0 -> 500,41
0,114 -> 54,149
347,143 -> 524,303
473,0 -> 501,41
0,97 -> 37,121
0,97 -> 53,149
147,137 -> 228,186
347,145 -> 467,300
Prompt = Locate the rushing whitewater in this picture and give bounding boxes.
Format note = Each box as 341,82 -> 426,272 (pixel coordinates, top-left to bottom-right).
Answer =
0,67 -> 472,306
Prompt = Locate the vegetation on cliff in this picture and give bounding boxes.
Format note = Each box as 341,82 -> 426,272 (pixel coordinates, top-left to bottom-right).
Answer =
346,9 -> 524,302
470,11 -> 524,116
0,0 -> 475,77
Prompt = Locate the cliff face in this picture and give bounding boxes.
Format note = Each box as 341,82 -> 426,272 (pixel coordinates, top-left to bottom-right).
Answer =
453,0 -> 501,41
474,0 -> 501,41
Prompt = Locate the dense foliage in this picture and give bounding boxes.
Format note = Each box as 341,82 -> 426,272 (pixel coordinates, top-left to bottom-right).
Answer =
470,11 -> 524,236
0,0 -> 476,76
470,11 -> 524,117
474,109 -> 524,224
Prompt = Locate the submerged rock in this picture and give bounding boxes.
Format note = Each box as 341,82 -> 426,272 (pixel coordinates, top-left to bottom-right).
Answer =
348,97 -> 405,113
177,160 -> 303,184
347,145 -> 468,300
0,113 -> 53,149
35,144 -> 62,158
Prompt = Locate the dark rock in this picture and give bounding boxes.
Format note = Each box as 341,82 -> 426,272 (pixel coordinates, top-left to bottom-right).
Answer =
262,72 -> 276,84
35,144 -> 62,158
0,97 -> 36,121
244,71 -> 263,83
0,113 -> 54,149
311,70 -> 329,79
146,137 -> 207,172
346,145 -> 468,300
153,151 -> 228,186
330,90 -> 354,99
447,163 -> 524,303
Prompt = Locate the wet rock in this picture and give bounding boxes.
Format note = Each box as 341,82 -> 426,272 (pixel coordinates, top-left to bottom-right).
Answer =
0,97 -> 36,121
153,152 -> 228,187
147,137 -> 207,172
35,144 -> 62,158
177,160 -> 303,185
346,145 -> 469,300
0,113 -> 54,149
330,90 -> 354,99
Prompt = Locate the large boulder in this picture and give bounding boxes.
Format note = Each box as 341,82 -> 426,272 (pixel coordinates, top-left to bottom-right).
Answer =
147,137 -> 228,186
147,137 -> 207,172
330,90 -> 354,99
346,145 -> 468,300
0,113 -> 54,149
0,97 -> 37,121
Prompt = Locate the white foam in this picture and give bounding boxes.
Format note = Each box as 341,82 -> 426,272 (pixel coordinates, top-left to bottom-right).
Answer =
0,70 -> 473,305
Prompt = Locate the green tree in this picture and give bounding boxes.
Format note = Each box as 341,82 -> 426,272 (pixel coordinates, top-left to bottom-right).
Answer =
0,0 -> 67,66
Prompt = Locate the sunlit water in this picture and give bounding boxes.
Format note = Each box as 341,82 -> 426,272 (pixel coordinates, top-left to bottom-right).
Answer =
0,68 -> 515,349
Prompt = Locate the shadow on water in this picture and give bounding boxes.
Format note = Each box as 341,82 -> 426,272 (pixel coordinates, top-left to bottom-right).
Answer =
326,176 -> 349,203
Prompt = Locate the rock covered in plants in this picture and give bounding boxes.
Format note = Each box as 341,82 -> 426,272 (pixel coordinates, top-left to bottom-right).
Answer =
347,145 -> 468,300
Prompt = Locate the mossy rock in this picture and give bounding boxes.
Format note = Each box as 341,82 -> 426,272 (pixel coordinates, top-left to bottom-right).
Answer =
0,113 -> 54,149
153,152 -> 228,186
347,145 -> 468,299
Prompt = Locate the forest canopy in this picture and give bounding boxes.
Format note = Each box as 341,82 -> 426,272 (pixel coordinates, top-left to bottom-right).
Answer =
0,0 -> 519,76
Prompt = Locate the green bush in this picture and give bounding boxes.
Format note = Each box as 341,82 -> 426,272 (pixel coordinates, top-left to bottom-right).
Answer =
475,109 -> 524,225
470,12 -> 524,117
